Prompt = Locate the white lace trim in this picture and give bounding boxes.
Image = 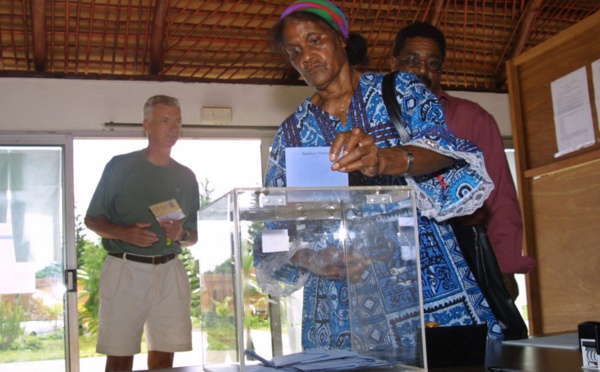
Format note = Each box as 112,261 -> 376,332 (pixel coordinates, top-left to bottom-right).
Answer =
404,139 -> 494,222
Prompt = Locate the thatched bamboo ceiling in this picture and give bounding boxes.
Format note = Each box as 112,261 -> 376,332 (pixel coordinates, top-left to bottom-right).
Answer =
1,0 -> 598,92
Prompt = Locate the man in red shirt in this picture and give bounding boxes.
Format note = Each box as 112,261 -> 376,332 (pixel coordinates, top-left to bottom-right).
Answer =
390,22 -> 535,298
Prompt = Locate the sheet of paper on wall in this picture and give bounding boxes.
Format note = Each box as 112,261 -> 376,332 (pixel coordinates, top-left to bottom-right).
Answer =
285,147 -> 348,187
550,67 -> 595,157
148,198 -> 185,221
591,59 -> 600,127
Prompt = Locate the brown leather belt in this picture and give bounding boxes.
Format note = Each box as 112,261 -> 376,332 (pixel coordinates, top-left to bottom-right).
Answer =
109,252 -> 177,265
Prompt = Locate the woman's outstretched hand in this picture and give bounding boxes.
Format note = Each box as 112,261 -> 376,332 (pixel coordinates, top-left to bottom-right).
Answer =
330,127 -> 454,177
330,127 -> 380,177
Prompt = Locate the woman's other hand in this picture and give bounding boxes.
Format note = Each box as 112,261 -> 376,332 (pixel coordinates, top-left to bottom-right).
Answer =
293,246 -> 371,281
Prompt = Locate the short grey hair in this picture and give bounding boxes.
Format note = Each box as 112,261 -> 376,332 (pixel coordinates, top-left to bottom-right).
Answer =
143,95 -> 181,121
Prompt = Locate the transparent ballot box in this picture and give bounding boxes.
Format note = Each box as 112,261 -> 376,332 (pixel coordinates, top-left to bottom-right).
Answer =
196,187 -> 425,371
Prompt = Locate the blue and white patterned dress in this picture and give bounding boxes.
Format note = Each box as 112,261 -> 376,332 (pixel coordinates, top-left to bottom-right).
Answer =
256,72 -> 503,351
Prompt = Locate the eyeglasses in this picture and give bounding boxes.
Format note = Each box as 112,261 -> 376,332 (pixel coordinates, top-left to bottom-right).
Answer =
398,56 -> 443,72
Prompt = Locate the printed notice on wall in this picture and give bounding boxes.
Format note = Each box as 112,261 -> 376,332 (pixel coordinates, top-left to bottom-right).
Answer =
551,67 -> 595,157
592,59 -> 600,127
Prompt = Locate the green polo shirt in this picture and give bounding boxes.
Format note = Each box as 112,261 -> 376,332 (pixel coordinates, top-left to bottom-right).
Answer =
86,150 -> 199,256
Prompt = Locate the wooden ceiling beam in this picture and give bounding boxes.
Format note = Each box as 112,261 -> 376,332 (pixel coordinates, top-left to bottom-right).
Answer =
510,0 -> 544,58
428,0 -> 446,26
494,0 -> 543,89
31,0 -> 47,72
150,0 -> 169,75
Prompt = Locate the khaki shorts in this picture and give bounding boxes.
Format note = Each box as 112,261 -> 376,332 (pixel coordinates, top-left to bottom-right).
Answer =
96,254 -> 192,356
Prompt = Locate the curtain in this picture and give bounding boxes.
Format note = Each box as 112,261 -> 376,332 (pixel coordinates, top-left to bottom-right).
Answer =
0,148 -> 62,263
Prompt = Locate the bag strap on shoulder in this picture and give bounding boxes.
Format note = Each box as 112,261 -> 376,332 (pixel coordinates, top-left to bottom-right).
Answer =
382,72 -> 410,143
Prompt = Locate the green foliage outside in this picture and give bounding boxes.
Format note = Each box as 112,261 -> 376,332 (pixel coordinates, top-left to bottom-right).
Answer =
203,296 -> 236,351
0,332 -> 63,363
0,290 -> 68,363
35,263 -> 62,278
181,247 -> 202,320
0,298 -> 25,350
201,219 -> 271,352
199,178 -> 214,209
76,215 -> 107,337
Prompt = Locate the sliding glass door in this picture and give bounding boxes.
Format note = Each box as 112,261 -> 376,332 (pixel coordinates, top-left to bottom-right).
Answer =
0,136 -> 78,372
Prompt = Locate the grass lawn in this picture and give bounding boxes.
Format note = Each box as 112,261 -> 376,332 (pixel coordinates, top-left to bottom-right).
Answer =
0,333 -> 147,363
0,333 -> 66,363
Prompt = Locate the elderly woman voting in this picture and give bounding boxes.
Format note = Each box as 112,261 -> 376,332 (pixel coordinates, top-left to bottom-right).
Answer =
254,0 -> 503,355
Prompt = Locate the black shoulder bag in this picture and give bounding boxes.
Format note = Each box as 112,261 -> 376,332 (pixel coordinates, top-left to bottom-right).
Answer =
382,72 -> 528,340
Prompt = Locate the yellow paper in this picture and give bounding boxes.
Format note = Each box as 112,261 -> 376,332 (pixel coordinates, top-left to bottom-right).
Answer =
148,198 -> 185,221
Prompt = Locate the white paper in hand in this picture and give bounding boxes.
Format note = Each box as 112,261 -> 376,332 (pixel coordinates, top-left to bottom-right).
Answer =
285,147 -> 348,187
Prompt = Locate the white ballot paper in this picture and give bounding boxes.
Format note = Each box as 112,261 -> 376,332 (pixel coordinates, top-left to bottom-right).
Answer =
285,147 -> 348,187
550,67 -> 595,157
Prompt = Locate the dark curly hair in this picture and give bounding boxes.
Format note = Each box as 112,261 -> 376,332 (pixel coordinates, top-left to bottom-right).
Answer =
392,21 -> 446,61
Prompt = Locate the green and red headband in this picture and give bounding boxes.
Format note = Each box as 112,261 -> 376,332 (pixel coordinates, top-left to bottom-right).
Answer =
280,0 -> 349,39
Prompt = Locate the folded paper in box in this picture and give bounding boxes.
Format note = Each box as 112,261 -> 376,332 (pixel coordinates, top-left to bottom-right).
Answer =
244,349 -> 395,371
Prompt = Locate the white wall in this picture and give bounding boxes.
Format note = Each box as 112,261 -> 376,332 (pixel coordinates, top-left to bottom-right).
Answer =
449,91 -> 512,136
0,78 -> 512,136
0,78 -> 314,133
